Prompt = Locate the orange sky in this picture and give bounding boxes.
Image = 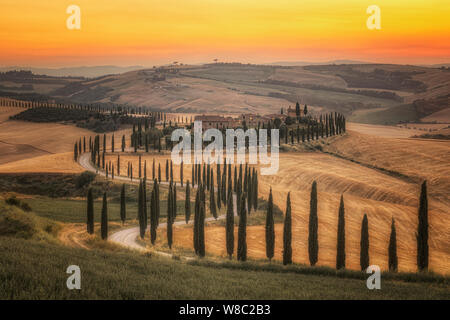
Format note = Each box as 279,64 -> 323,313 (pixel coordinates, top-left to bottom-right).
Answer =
0,0 -> 449,67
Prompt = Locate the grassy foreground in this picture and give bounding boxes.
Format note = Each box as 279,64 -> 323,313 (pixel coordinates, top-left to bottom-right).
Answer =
1,236 -> 449,300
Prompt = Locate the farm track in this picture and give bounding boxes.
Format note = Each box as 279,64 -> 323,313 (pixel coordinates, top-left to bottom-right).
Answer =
78,153 -> 237,257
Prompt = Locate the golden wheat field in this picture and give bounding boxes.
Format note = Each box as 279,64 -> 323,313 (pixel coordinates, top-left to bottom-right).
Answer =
107,133 -> 450,274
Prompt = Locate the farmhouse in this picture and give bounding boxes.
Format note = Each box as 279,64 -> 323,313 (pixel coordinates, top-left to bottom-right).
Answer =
194,114 -> 238,129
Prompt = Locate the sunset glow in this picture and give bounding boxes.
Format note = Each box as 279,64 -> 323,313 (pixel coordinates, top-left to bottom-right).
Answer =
0,0 -> 449,66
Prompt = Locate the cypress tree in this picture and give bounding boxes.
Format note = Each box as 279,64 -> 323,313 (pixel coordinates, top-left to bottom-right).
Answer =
266,188 -> 275,261
193,189 -> 200,254
86,188 -> 94,234
210,173 -> 217,219
155,179 -> 160,226
152,159 -> 155,180
172,182 -> 177,219
180,161 -> 184,186
121,135 -> 125,152
417,181 -> 429,271
185,180 -> 191,223
150,186 -> 157,245
283,192 -> 292,265
138,180 -> 145,239
101,192 -> 108,240
167,185 -> 173,249
165,159 -> 169,181
308,181 -> 319,266
111,134 -> 115,153
158,163 -> 161,182
336,194 -> 346,270
74,142 -> 78,161
144,160 -> 147,179
253,170 -> 258,210
117,154 -> 120,176
217,168 -> 222,210
120,184 -> 126,224
198,201 -> 206,257
226,190 -> 234,259
139,155 -> 142,178
217,165 -> 221,205
237,193 -> 247,261
207,163 -> 210,191
388,218 -> 398,272
360,214 -> 370,271
233,166 -> 237,192
247,170 -> 252,215
170,160 -> 173,182
143,178 -> 147,229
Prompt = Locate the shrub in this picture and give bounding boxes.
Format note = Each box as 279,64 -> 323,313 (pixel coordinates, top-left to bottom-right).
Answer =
75,171 -> 96,188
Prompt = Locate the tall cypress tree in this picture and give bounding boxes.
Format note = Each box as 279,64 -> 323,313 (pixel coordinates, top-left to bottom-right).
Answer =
167,185 -> 173,249
165,159 -> 169,181
120,184 -> 126,224
185,180 -> 191,223
172,182 -> 177,219
226,190 -> 234,259
417,181 -> 429,271
217,169 -> 222,210
121,135 -> 125,152
150,186 -> 157,245
253,170 -> 258,210
138,180 -> 145,239
158,163 -> 161,182
283,192 -> 292,265
308,181 -> 319,266
198,201 -> 206,257
210,174 -> 217,219
360,214 -> 370,271
74,142 -> 78,161
86,188 -> 94,234
101,192 -> 108,240
388,218 -> 398,272
237,193 -> 247,261
336,194 -> 346,270
247,170 -> 252,215
266,188 -> 275,261
180,161 -> 184,186
155,179 -> 160,227
143,178 -> 147,230
193,189 -> 200,254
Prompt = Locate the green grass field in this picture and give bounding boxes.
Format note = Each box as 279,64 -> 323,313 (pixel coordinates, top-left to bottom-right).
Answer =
1,236 -> 449,300
1,199 -> 449,299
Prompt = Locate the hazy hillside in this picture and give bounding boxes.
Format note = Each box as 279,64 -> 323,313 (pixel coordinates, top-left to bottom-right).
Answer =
0,66 -> 144,78
1,63 -> 448,122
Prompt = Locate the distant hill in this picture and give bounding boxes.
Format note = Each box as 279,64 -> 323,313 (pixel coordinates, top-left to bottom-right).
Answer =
0,65 -> 145,78
0,63 -> 448,122
267,60 -> 371,66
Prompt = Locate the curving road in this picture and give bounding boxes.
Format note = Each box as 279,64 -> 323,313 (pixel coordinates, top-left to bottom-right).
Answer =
78,152 -> 237,254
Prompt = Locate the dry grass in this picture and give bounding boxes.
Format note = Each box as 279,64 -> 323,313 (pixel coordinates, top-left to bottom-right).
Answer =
168,150 -> 449,274
104,132 -> 450,274
347,122 -> 423,138
421,108 -> 450,123
0,152 -> 84,174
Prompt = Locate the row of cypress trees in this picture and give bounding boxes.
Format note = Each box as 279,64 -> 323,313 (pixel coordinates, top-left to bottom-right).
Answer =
278,180 -> 428,272
86,162 -> 429,273
86,189 -> 109,240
